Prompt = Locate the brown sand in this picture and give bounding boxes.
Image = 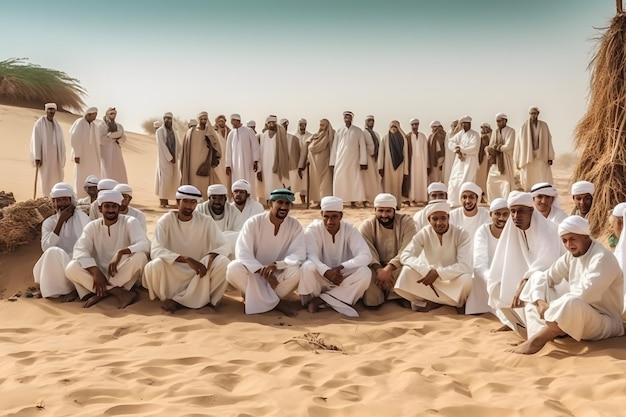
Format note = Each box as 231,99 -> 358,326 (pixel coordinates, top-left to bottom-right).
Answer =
2,104 -> 621,417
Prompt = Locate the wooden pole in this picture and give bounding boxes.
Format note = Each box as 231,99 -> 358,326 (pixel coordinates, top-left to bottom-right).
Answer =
33,164 -> 39,199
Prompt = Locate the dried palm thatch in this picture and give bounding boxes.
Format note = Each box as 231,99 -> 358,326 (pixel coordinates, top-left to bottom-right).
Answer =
0,198 -> 54,254
573,10 -> 626,236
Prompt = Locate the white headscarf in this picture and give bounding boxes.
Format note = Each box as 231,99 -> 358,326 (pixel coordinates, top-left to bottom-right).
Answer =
558,216 -> 590,237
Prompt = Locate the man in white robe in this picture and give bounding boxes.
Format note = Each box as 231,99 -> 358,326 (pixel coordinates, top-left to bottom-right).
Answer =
570,180 -> 594,220
395,200 -> 473,312
197,184 -> 244,258
610,202 -> 626,249
258,116 -> 291,202
427,120 -> 446,184
407,118 -> 429,205
449,182 -> 490,240
447,115 -> 480,207
30,103 -> 66,197
531,182 -> 568,225
466,198 -> 509,314
98,107 -> 127,183
33,183 -> 89,300
66,190 -> 149,308
225,113 -> 261,200
89,179 -> 119,220
76,174 -> 99,210
330,111 -> 368,206
231,179 -> 264,221
70,107 -> 101,198
299,197 -> 371,317
486,113 -> 516,202
294,119 -> 312,204
361,115 -> 382,205
359,193 -> 416,308
143,185 -> 231,313
226,188 -> 305,316
413,182 -> 448,232
155,112 -> 181,208
476,123 -> 491,199
443,120 -> 460,185
511,216 -> 624,354
515,106 -> 554,190
280,118 -> 301,196
113,184 -> 147,233
487,191 -> 564,330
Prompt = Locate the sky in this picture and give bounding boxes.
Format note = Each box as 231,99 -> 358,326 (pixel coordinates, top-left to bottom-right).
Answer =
1,0 -> 618,153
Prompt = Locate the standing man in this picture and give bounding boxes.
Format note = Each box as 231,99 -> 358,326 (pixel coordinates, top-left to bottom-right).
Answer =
447,116 -> 480,207
361,115 -> 382,206
330,111 -> 368,207
70,107 -> 101,198
231,179 -> 265,221
98,107 -> 128,183
213,114 -> 230,184
570,180 -> 594,219
530,182 -> 568,224
258,116 -> 290,203
294,118 -> 312,204
225,113 -> 261,200
299,119 -> 334,208
378,120 -> 409,209
475,123 -> 491,200
30,103 -> 65,197
443,120 -> 461,184
226,189 -> 306,316
515,106 -> 555,190
155,112 -> 180,208
407,118 -> 429,205
427,120 -> 446,184
486,113 -> 516,202
280,118 -> 302,195
143,185 -> 231,313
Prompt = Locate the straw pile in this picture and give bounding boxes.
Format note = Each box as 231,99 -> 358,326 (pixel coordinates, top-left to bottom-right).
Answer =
0,198 -> 54,254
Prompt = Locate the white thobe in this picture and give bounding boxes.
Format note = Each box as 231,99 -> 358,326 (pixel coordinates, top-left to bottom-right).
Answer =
65,216 -> 149,296
408,131 -> 429,203
466,223 -> 499,315
233,199 -> 265,222
196,202 -> 244,258
486,126 -> 516,202
361,128 -> 382,202
515,119 -> 555,190
521,241 -> 624,341
413,209 -> 429,233
70,118 -> 102,198
395,224 -> 473,307
154,126 -> 181,200
330,125 -> 367,202
449,207 -> 491,247
299,220 -> 371,316
295,131 -> 312,194
29,116 -> 65,197
98,122 -> 128,183
259,131 -> 287,199
225,126 -> 261,200
143,211 -> 230,308
33,209 -> 89,298
227,213 -> 306,314
443,131 -> 454,184
546,207 -> 569,225
287,133 -> 301,192
447,129 -> 480,207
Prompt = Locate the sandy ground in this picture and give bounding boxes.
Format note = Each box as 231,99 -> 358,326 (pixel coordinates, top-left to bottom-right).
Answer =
2,104 -> 623,417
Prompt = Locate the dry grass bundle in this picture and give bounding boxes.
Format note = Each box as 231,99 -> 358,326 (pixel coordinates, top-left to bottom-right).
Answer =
573,12 -> 626,236
284,332 -> 344,353
0,198 -> 54,254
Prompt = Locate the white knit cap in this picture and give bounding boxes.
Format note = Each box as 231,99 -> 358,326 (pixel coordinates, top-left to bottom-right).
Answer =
489,198 -> 508,212
571,181 -> 595,196
176,185 -> 202,201
374,193 -> 397,209
97,190 -> 123,206
232,179 -> 251,193
320,196 -> 343,212
207,184 -> 228,196
558,216 -> 590,237
507,191 -> 534,208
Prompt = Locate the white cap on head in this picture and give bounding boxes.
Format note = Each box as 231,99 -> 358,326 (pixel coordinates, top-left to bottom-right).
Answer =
207,184 -> 228,196
232,179 -> 251,193
320,196 -> 343,212
529,106 -> 540,113
197,111 -> 208,118
495,113 -> 508,120
45,103 -> 57,110
365,115 -> 375,120
266,115 -> 278,123
153,120 -> 162,129
50,183 -> 74,198
613,202 -> 626,216
162,112 -> 173,118
531,182 -> 558,197
97,190 -> 123,206
409,118 -> 420,125
85,107 -> 98,115
507,191 -> 534,208
424,200 -> 450,219
279,118 -> 288,125
428,182 -> 447,194
429,120 -> 442,127
558,216 -> 590,237
489,198 -> 508,212
571,180 -> 595,196
459,182 -> 482,201
188,118 -> 198,127
374,193 -> 397,209
97,179 -> 118,191
343,111 -> 354,116
298,118 -> 307,124
246,120 -> 256,128
113,183 -> 132,196
176,185 -> 202,201
481,122 -> 491,128
230,113 -> 241,121
84,174 -> 100,187
459,115 -> 472,123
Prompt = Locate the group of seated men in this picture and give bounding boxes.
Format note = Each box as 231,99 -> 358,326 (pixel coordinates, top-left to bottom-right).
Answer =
31,175 -> 625,354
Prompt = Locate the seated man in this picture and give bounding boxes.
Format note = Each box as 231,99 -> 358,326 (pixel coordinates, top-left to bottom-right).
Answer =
448,181 -> 490,238
143,185 -> 231,313
395,200 -> 473,312
530,182 -> 568,225
113,183 -> 147,233
299,196 -> 371,317
66,190 -> 149,308
511,216 -> 624,354
76,174 -> 99,214
226,188 -> 305,316
570,180 -> 594,219
88,178 -> 118,220
33,182 -> 89,301
413,182 -> 448,231
359,193 -> 416,308
466,198 -> 509,314
197,184 -> 244,258
231,179 -> 265,221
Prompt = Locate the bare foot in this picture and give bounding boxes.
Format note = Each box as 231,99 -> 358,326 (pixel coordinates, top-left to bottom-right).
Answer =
83,294 -> 109,308
111,288 -> 137,309
491,324 -> 513,333
161,299 -> 183,313
507,338 -> 545,355
306,297 -> 325,314
60,290 -> 78,303
276,300 -> 298,317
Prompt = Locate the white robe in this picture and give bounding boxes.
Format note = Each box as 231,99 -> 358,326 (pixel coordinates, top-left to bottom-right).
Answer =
395,224 -> 473,307
196,201 -> 244,258
154,126 -> 181,200
70,117 -> 102,198
521,241 -> 624,341
448,207 -> 491,248
29,116 -> 65,197
295,131 -> 312,194
225,126 -> 261,200
330,124 -> 367,202
515,119 -> 555,190
467,223 -> 499,314
143,211 -> 230,308
486,125 -> 516,202
447,129 -> 480,207
442,131 -> 454,184
361,128 -> 382,202
413,209 -> 428,233
226,213 -> 305,314
259,131 -> 287,199
547,207 -> 569,225
233,199 -> 265,222
408,131 -> 429,203
33,209 -> 89,298
98,121 -> 128,183
299,220 -> 371,316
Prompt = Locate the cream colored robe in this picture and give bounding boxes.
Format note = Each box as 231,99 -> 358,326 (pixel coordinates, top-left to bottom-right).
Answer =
29,116 -> 65,197
515,119 -> 554,190
377,134 -> 409,207
154,126 -> 181,200
70,117 -> 102,198
98,121 -> 128,183
486,125 -> 516,202
330,125 -> 367,202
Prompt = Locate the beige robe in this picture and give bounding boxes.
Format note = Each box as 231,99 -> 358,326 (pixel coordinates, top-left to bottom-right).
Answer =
515,119 -> 554,190
377,134 -> 409,207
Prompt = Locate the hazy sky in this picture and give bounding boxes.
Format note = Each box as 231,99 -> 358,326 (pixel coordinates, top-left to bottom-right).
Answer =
1,0 -> 617,153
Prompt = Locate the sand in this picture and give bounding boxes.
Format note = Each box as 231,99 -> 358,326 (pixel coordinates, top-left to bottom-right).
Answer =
1,104 -> 622,417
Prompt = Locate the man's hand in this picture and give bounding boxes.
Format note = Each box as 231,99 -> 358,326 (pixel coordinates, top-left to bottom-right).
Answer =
375,265 -> 395,290
548,160 -> 553,166
253,161 -> 259,172
360,164 -> 368,170
258,263 -> 278,288
74,157 -> 80,164
378,169 -> 384,177
297,168 -> 304,179
91,268 -> 108,297
511,278 -> 529,308
418,269 -> 439,286
225,166 -> 231,176
186,257 -> 208,277
58,205 -> 75,224
324,266 -> 345,286
256,171 -> 263,182
535,299 -> 550,319
35,159 -> 42,167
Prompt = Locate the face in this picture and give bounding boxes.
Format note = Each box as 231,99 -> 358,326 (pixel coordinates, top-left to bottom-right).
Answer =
461,122 -> 471,131
561,233 -> 592,257
491,208 -> 510,229
164,116 -> 173,129
496,118 -> 507,129
120,193 -> 132,209
281,122 -> 289,131
46,108 -> 56,119
389,125 -> 399,134
322,211 -> 343,235
510,205 -> 533,230
85,185 -> 98,199
429,191 -> 447,201
267,121 -> 277,131
217,118 -> 226,128
209,194 -> 227,215
431,126 -> 438,133
375,207 -> 395,227
299,122 -> 307,132
533,194 -> 554,215
52,197 -> 71,212
529,110 -> 539,121
231,119 -> 242,128
481,126 -> 490,134
85,112 -> 97,123
100,202 -> 120,221
319,120 -> 328,131
177,198 -> 198,218
198,115 -> 208,128
271,198 -> 292,219
366,119 -> 374,129
451,121 -> 458,129
344,113 -> 353,125
573,194 -> 593,215
428,212 -> 449,234
411,122 -> 419,133
107,111 -> 117,121
461,191 -> 478,212
233,189 -> 249,205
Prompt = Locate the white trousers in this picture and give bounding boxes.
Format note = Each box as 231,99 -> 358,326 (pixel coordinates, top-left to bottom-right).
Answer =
394,266 -> 472,308
298,261 -> 370,308
33,247 -> 76,298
